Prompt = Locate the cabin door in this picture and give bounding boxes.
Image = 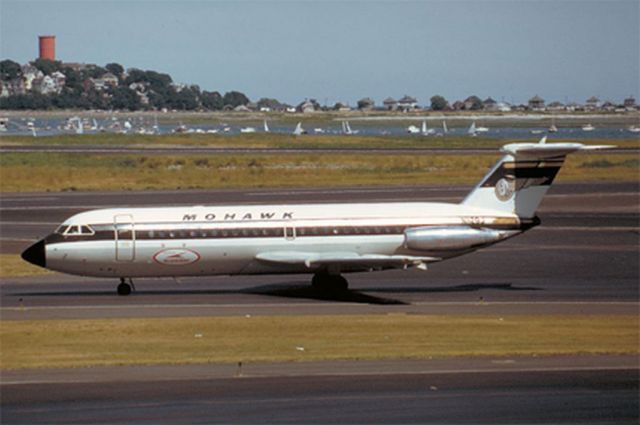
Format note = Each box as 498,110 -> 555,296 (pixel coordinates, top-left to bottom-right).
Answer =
114,214 -> 135,261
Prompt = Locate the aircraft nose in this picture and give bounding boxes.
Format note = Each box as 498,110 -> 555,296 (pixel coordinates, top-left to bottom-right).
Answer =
21,239 -> 46,268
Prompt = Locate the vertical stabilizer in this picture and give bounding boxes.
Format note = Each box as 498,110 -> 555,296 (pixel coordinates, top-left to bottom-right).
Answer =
462,139 -> 614,218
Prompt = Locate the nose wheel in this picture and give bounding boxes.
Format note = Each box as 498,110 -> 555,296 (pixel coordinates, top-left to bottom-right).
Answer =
117,278 -> 135,296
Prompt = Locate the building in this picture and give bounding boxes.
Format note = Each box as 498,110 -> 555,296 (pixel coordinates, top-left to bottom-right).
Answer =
528,95 -> 545,111
623,96 -> 636,108
32,75 -> 59,94
383,97 -> 397,111
482,97 -> 498,111
397,95 -> 418,111
38,35 -> 55,61
357,97 -> 375,111
21,64 -> 43,91
585,96 -> 600,110
298,99 -> 315,113
546,101 -> 565,112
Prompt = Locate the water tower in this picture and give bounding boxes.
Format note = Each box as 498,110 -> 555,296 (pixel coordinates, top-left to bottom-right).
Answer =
38,35 -> 56,61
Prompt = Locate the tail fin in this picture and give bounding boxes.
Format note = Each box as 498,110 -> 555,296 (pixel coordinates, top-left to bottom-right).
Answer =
462,138 -> 614,218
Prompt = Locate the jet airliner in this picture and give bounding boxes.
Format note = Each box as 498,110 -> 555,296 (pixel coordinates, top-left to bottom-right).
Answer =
22,139 -> 612,295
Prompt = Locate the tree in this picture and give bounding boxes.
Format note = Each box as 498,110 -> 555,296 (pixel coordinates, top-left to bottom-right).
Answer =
111,86 -> 141,111
0,59 -> 22,80
105,63 -> 124,77
256,97 -> 282,110
202,91 -> 224,110
223,91 -> 250,108
168,85 -> 199,110
33,58 -> 62,75
465,95 -> 483,110
85,65 -> 107,79
430,95 -> 448,111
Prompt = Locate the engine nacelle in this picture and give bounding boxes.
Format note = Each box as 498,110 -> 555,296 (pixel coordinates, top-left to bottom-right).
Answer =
404,226 -> 506,251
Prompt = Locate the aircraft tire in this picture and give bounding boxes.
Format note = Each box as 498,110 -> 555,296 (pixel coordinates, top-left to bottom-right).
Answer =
117,282 -> 132,296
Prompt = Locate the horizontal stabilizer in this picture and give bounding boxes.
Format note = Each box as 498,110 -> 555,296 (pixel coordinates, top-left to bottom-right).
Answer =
501,139 -> 615,159
256,251 -> 440,269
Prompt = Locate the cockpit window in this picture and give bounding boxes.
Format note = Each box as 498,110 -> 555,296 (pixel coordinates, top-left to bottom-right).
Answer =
80,225 -> 95,235
63,225 -> 95,236
55,225 -> 69,234
66,225 -> 81,235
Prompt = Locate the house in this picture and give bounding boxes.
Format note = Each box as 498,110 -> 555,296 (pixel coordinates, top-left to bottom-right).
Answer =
357,97 -> 375,111
21,65 -> 43,91
496,102 -> 512,112
601,101 -> 616,112
32,75 -> 59,94
397,95 -> 418,111
4,78 -> 26,96
482,97 -> 498,111
528,95 -> 545,111
297,99 -> 315,113
546,101 -> 565,112
623,96 -> 636,109
585,96 -> 600,110
383,97 -> 397,111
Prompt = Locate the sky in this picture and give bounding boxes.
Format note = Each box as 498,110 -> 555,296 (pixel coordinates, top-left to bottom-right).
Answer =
1,0 -> 638,106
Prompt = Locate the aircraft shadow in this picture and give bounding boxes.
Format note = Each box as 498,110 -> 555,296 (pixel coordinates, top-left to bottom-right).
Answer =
10,282 -> 541,305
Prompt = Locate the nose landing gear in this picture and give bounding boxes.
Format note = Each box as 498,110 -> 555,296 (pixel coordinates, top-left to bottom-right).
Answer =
117,277 -> 135,296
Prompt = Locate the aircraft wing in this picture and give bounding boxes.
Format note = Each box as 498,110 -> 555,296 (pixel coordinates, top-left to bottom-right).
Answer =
255,251 -> 440,270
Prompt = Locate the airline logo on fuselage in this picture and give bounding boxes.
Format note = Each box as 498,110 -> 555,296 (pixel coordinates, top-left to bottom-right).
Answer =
182,212 -> 294,221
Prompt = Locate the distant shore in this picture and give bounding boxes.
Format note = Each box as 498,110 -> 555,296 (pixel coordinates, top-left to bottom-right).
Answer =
2,109 -> 639,127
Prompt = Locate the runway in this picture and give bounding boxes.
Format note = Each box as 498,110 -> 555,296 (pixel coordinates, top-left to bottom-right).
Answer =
1,182 -> 638,319
1,182 -> 638,423
3,359 -> 638,424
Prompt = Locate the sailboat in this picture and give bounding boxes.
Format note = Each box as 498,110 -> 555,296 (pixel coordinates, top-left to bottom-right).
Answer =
468,121 -> 477,137
442,120 -> 448,134
152,115 -> 160,135
548,116 -> 558,133
342,121 -> 358,135
475,121 -> 489,133
263,120 -> 270,133
293,122 -> 306,136
582,123 -> 595,132
420,120 -> 435,136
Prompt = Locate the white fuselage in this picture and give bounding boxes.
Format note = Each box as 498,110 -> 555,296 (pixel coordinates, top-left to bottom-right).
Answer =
41,201 -> 524,278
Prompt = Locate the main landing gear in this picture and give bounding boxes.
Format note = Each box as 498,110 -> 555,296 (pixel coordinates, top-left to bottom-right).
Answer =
311,273 -> 349,291
117,277 -> 135,296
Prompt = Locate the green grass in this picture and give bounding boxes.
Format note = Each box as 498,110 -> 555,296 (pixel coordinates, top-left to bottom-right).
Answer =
0,254 -> 52,278
1,152 -> 637,192
1,315 -> 636,369
2,133 -> 639,149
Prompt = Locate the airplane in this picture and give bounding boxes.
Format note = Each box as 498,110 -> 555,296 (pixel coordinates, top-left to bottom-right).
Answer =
21,138 -> 613,296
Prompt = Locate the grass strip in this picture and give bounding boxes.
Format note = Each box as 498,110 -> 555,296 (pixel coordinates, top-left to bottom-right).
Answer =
1,153 -> 637,192
1,315 -> 637,369
1,133 -> 639,149
0,254 -> 52,278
